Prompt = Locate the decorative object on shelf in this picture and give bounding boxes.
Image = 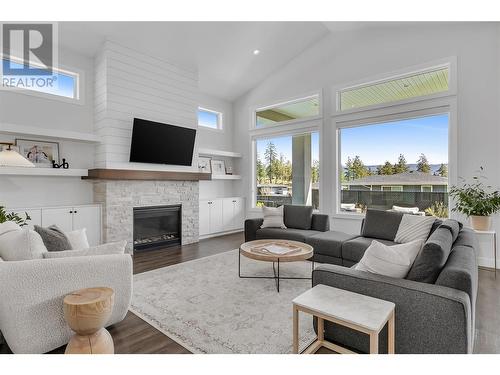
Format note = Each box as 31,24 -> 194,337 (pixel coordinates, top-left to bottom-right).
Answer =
63,287 -> 115,354
15,138 -> 60,168
210,159 -> 226,175
52,158 -> 70,169
225,166 -> 233,175
198,156 -> 212,173
0,142 -> 35,168
450,166 -> 500,231
0,206 -> 31,227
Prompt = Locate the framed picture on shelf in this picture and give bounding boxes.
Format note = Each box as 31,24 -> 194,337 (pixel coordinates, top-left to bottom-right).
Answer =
210,159 -> 226,175
15,139 -> 60,168
198,156 -> 212,173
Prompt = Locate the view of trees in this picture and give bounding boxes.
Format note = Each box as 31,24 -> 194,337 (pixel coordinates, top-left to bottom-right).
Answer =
256,141 -> 319,185
343,153 -> 448,181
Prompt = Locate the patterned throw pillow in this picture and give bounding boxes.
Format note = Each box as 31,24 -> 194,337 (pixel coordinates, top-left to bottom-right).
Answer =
356,239 -> 424,278
394,214 -> 436,244
260,206 -> 287,229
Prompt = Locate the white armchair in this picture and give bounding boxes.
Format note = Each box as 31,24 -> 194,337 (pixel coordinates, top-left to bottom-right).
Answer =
0,253 -> 132,353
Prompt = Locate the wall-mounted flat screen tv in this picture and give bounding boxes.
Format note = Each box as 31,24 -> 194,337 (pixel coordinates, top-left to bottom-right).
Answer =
129,118 -> 196,166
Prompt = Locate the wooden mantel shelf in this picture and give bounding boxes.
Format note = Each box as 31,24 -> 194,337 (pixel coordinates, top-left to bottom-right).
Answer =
82,169 -> 212,181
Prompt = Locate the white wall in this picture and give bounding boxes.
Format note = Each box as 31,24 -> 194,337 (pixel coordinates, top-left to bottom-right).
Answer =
234,23 -> 500,239
0,47 -> 95,209
94,40 -> 199,171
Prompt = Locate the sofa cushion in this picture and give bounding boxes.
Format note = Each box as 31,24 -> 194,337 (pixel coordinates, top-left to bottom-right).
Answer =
43,240 -> 127,258
454,227 -> 477,248
394,215 -> 435,243
306,231 -> 358,259
361,209 -> 403,241
0,221 -> 21,236
0,228 -> 47,261
406,227 -> 453,283
256,227 -> 319,242
34,225 -> 72,252
355,239 -> 424,278
342,236 -> 397,263
439,219 -> 462,242
284,205 -> 313,230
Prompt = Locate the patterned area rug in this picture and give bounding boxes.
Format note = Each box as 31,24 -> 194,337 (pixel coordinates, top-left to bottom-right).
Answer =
131,249 -> 315,353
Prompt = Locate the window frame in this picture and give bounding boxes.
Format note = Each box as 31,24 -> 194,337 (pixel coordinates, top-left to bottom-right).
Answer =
332,57 -> 457,116
382,186 -> 404,192
334,99 -> 457,220
251,92 -> 322,132
421,185 -> 433,193
197,107 -> 223,131
1,54 -> 83,105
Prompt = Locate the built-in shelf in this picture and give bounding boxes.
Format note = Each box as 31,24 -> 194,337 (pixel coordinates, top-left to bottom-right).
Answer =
0,167 -> 89,177
83,169 -> 211,181
198,148 -> 242,158
210,174 -> 242,180
0,123 -> 100,143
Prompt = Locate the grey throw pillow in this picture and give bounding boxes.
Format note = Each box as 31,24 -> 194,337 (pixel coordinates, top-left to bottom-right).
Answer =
34,225 -> 73,252
406,227 -> 453,283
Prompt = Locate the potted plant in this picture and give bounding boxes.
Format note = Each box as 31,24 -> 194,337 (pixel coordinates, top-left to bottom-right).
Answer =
449,167 -> 500,231
0,206 -> 31,227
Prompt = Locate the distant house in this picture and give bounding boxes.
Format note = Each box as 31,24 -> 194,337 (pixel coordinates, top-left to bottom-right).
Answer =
257,184 -> 290,196
342,171 -> 448,193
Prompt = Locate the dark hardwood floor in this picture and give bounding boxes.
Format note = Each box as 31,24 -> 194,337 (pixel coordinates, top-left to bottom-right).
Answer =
1,231 -> 499,354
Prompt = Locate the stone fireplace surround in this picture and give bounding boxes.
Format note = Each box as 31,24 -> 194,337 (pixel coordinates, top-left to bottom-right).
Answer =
93,180 -> 199,252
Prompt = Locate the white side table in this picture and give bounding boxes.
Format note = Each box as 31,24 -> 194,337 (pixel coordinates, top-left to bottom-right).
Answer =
292,285 -> 395,354
474,230 -> 497,278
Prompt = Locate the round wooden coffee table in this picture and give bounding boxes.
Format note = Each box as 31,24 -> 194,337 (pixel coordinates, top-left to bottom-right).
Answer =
63,287 -> 115,354
239,239 -> 314,292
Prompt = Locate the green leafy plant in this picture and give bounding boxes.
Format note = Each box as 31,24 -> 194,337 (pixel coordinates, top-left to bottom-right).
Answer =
0,206 -> 31,227
449,167 -> 500,217
425,201 -> 449,218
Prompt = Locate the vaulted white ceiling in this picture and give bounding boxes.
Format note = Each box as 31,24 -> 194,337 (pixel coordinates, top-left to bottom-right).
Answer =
59,22 -> 330,101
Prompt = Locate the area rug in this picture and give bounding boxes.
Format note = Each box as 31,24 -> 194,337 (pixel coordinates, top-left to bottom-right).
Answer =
130,249 -> 316,353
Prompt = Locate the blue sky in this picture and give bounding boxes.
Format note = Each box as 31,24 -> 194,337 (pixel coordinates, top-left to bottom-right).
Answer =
341,114 -> 449,165
2,59 -> 75,98
256,132 -> 319,163
256,114 -> 448,166
198,109 -> 219,128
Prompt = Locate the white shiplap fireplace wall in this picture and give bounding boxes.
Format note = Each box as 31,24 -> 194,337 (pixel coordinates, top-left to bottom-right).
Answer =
93,41 -> 200,247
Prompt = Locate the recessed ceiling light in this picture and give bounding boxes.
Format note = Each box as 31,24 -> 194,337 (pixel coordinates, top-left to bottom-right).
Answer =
253,49 -> 260,55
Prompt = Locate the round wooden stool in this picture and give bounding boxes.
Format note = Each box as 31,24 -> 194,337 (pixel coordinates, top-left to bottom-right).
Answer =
63,287 -> 115,354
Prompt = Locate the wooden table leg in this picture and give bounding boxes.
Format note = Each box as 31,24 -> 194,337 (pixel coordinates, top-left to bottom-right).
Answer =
318,317 -> 324,342
293,305 -> 299,354
388,311 -> 395,354
369,332 -> 379,354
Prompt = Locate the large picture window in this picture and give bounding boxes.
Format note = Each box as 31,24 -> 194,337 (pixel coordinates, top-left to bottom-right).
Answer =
339,114 -> 449,217
255,131 -> 320,209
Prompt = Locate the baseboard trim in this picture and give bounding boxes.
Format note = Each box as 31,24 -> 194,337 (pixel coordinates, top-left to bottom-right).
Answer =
199,229 -> 243,240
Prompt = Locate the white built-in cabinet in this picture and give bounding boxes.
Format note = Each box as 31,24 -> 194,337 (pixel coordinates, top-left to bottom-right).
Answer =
9,204 -> 102,246
199,197 -> 245,237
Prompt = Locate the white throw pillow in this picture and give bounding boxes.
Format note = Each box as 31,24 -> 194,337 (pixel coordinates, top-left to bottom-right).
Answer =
0,228 -> 48,261
394,214 -> 436,243
65,228 -> 90,250
355,239 -> 424,278
0,221 -> 22,236
260,206 -> 286,229
43,240 -> 127,259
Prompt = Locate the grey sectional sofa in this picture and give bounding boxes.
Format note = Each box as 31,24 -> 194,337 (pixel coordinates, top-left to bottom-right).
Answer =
245,206 -> 479,353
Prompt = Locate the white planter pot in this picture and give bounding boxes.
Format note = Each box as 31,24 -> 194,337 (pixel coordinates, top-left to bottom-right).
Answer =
470,215 -> 492,231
